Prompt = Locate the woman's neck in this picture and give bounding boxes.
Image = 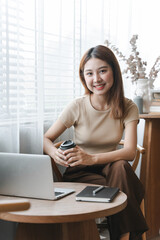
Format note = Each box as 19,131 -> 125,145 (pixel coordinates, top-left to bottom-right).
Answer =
90,94 -> 109,111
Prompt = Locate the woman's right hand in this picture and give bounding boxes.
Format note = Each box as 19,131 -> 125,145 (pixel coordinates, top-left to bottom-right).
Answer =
53,148 -> 69,167
43,119 -> 69,167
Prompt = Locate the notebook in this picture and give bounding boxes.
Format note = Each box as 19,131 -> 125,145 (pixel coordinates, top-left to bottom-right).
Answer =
76,186 -> 119,203
0,152 -> 75,200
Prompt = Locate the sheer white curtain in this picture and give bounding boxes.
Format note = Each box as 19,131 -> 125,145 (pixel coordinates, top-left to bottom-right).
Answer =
103,0 -> 160,97
0,0 -> 108,154
0,0 -> 44,153
0,0 -> 160,154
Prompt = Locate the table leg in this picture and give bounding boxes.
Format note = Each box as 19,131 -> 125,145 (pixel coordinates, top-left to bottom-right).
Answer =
140,119 -> 160,239
15,220 -> 101,240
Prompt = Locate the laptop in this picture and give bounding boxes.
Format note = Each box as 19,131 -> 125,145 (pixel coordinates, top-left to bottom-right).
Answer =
0,152 -> 75,200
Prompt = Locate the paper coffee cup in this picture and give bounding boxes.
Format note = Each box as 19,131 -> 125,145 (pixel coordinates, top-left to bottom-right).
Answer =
60,140 -> 76,150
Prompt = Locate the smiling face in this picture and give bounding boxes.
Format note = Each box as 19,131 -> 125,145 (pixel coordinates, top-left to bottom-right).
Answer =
83,58 -> 114,96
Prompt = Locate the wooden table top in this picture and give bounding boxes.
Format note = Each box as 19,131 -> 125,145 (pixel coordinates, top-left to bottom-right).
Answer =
0,182 -> 127,224
139,113 -> 160,119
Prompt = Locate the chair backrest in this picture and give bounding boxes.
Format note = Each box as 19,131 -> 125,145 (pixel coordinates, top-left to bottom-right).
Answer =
51,140 -> 145,181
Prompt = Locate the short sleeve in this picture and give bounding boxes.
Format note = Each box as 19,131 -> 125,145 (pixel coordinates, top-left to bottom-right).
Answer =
58,99 -> 79,128
123,98 -> 139,127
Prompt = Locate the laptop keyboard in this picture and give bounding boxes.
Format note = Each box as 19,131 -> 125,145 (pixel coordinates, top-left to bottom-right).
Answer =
55,191 -> 64,196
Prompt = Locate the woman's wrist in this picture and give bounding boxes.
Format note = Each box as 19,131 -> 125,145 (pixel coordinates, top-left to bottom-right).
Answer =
91,154 -> 98,165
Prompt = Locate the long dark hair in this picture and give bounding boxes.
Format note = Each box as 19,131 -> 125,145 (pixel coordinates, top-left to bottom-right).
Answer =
79,45 -> 125,119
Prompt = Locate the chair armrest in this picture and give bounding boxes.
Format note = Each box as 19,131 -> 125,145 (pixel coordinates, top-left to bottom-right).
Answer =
119,140 -> 145,154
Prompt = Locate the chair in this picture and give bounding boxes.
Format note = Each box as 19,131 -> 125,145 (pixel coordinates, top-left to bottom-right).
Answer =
51,140 -> 146,240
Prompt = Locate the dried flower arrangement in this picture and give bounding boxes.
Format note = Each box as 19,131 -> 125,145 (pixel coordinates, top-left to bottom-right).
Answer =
104,35 -> 160,87
148,56 -> 160,88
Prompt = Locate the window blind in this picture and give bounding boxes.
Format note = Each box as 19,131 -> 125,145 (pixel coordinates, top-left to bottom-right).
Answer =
43,0 -> 82,121
0,0 -> 109,153
0,0 -> 24,123
0,0 -> 83,125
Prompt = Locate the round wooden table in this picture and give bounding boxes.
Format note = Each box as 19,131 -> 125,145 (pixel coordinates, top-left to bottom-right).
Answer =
0,182 -> 127,240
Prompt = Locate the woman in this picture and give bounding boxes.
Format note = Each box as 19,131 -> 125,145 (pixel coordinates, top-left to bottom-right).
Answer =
43,45 -> 148,240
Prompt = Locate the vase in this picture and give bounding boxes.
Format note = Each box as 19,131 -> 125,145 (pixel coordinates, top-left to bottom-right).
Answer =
133,96 -> 143,114
132,78 -> 150,113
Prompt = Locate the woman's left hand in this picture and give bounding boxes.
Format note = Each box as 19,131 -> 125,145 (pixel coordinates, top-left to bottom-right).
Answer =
63,145 -> 95,167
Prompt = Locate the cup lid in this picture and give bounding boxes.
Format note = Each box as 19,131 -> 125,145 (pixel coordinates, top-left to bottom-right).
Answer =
60,140 -> 76,150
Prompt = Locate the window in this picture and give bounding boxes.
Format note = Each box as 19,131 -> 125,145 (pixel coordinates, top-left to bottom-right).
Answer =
1,0 -> 159,153
0,0 -> 107,153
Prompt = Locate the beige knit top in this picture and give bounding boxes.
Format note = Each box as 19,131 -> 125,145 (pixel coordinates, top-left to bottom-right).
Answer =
58,94 -> 139,154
